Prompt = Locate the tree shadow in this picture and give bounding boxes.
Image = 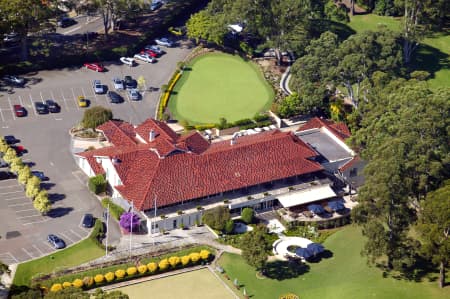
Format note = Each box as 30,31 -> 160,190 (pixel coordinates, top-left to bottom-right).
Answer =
314,20 -> 356,40
412,43 -> 449,80
48,193 -> 65,203
306,250 -> 334,263
40,182 -> 55,190
47,207 -> 73,218
264,259 -> 310,280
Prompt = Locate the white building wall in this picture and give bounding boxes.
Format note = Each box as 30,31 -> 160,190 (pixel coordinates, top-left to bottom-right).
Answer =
76,156 -> 95,177
97,157 -> 123,198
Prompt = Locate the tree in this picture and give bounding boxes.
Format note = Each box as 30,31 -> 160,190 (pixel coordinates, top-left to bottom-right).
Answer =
2,147 -> 17,163
119,212 -> 140,233
34,190 -> 51,215
416,180 -> 450,288
92,289 -> 129,299
88,174 -> 107,194
81,106 -> 113,129
224,219 -> 234,234
186,10 -> 227,45
26,175 -> 41,199
17,165 -> 31,185
202,206 -> 230,231
9,157 -> 24,174
241,208 -> 254,224
240,225 -> 269,271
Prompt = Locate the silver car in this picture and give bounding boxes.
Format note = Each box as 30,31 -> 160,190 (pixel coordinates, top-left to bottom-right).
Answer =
113,78 -> 124,90
128,89 -> 140,101
134,53 -> 156,63
154,37 -> 173,47
93,80 -> 104,94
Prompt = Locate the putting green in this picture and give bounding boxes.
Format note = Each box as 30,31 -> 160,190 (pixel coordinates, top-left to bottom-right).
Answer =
168,53 -> 273,124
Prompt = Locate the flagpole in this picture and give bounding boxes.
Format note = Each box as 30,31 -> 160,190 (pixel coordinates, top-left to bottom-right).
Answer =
105,203 -> 110,256
129,201 -> 133,257
153,196 -> 157,246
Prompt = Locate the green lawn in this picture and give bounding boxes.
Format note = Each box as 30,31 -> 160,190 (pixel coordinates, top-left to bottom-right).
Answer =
118,268 -> 236,299
168,53 -> 273,124
219,226 -> 450,299
13,237 -> 104,287
346,14 -> 449,89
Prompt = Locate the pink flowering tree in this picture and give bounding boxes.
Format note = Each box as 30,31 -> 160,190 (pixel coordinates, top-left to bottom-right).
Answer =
119,212 -> 140,233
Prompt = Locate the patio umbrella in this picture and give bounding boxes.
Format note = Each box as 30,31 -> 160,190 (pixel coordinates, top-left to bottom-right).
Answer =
328,200 -> 345,211
307,204 -> 325,214
295,247 -> 313,259
306,243 -> 325,256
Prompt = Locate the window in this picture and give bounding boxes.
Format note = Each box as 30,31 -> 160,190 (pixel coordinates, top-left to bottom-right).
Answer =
350,168 -> 357,177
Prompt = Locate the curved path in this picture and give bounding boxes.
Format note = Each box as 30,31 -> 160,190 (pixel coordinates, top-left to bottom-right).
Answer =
273,236 -> 313,260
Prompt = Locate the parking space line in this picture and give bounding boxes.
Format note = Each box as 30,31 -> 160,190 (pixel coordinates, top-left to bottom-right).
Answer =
2,190 -> 23,195
8,202 -> 31,207
0,184 -> 20,189
0,252 -> 18,263
8,97 -> 16,120
70,229 -> 83,239
60,89 -> 70,111
23,218 -> 49,225
42,240 -> 55,251
0,108 -> 5,122
29,94 -> 37,115
40,91 -> 45,103
71,88 -> 80,110
4,196 -> 27,201
18,95 -> 24,106
22,247 -> 35,259
17,214 -> 41,219
59,232 -> 75,243
32,244 -> 44,256
15,208 -> 36,212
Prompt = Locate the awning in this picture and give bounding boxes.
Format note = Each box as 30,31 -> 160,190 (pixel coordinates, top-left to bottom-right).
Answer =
277,185 -> 336,208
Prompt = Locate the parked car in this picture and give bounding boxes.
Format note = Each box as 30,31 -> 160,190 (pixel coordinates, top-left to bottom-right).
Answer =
133,53 -> 156,63
45,100 -> 60,113
57,17 -> 76,28
0,171 -> 15,180
13,104 -> 26,117
3,75 -> 25,86
120,57 -> 135,66
0,159 -> 8,168
123,76 -> 137,89
3,32 -> 20,43
3,135 -> 18,144
77,96 -> 88,107
113,78 -> 124,90
31,171 -> 48,181
93,80 -> 104,94
34,102 -> 49,114
82,213 -> 94,228
83,62 -> 104,72
144,45 -> 163,55
12,145 -> 26,155
141,49 -> 158,58
47,234 -> 66,249
107,91 -> 123,104
154,37 -> 173,47
150,1 -> 162,11
168,26 -> 185,36
128,89 -> 140,101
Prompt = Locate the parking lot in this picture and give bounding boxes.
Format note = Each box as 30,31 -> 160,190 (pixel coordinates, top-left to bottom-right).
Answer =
0,40 -> 193,265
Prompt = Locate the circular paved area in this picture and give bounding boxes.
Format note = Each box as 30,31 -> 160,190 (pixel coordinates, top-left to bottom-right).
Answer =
272,237 -> 313,259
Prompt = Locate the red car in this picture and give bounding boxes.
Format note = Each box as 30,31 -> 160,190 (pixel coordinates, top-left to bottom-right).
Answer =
12,145 -> 26,155
13,104 -> 26,117
140,49 -> 158,58
83,62 -> 105,72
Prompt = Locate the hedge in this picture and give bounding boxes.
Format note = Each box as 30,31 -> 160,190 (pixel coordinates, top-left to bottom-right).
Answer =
101,198 -> 125,221
253,114 -> 270,122
158,71 -> 182,119
88,174 -> 106,194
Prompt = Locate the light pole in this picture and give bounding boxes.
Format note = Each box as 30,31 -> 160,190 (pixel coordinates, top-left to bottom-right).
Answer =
105,204 -> 110,256
129,201 -> 133,257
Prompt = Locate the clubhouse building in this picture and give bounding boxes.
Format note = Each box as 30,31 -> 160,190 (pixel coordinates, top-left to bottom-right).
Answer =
75,117 -> 363,232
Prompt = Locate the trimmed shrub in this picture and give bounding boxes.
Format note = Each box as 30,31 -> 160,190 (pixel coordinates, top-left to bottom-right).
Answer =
81,106 -> 113,129
158,259 -> 169,271
50,283 -> 62,292
224,219 -> 234,234
62,282 -> 72,288
189,252 -> 200,263
94,274 -> 104,284
82,276 -> 93,287
253,114 -> 270,122
147,262 -> 158,273
138,265 -> 147,274
101,197 -> 125,220
72,278 -> 84,288
241,207 -> 255,224
233,118 -> 254,127
199,250 -> 210,260
88,174 -> 106,194
181,255 -> 190,266
194,124 -> 216,131
168,256 -> 180,268
115,269 -> 126,279
104,272 -> 115,282
126,267 -> 137,276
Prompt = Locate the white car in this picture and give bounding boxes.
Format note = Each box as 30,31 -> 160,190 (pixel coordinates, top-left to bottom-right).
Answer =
120,57 -> 135,66
128,89 -> 140,101
93,80 -> 104,94
154,37 -> 173,47
145,45 -> 163,55
112,78 -> 124,90
133,53 -> 156,63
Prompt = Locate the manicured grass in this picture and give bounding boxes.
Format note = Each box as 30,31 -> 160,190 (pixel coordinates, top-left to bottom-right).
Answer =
346,14 -> 449,89
168,53 -> 273,124
219,226 -> 450,299
13,237 -> 104,287
118,268 -> 236,299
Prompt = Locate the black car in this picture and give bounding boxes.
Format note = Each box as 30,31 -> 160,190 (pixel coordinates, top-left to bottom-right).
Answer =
58,17 -> 76,28
34,102 -> 49,114
47,234 -> 66,249
45,99 -> 60,113
82,213 -> 94,228
31,171 -> 48,181
123,76 -> 137,89
3,75 -> 25,86
3,135 -> 18,144
107,91 -> 123,104
0,171 -> 15,180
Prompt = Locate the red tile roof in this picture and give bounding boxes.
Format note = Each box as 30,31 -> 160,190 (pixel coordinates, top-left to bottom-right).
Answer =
298,117 -> 351,141
78,119 -> 324,211
339,156 -> 361,172
97,120 -> 137,147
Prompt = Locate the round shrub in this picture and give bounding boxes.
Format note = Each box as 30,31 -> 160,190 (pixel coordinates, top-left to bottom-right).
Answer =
94,274 -> 104,284
181,255 -> 190,266
168,256 -> 180,268
50,283 -> 62,292
200,249 -> 210,260
138,265 -> 147,274
105,272 -> 115,282
189,252 -> 200,263
72,278 -> 84,288
147,262 -> 158,273
115,269 -> 126,279
83,276 -> 94,287
126,267 -> 137,276
158,259 -> 169,271
62,282 -> 72,288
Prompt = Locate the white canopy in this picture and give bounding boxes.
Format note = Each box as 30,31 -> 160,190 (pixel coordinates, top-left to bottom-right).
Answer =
277,185 -> 336,208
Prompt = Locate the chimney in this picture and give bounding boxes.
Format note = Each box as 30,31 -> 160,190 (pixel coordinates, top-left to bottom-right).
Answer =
149,129 -> 155,142
230,137 -> 236,145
